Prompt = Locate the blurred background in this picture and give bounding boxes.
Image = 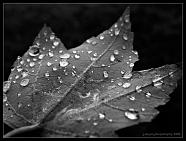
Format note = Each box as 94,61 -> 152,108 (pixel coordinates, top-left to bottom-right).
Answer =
4,4 -> 182,137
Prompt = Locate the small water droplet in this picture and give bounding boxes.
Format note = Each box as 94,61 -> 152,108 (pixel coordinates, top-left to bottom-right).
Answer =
110,55 -> 115,62
124,110 -> 139,120
45,72 -> 50,77
114,23 -> 118,28
135,85 -> 142,93
3,81 -> 11,93
29,46 -> 40,56
53,41 -> 59,46
128,95 -> 135,101
60,60 -> 69,67
17,93 -> 21,97
3,95 -> 7,102
123,72 -> 132,79
15,75 -> 19,79
114,28 -> 120,35
108,119 -> 113,122
92,41 -> 97,45
123,33 -> 128,40
103,71 -> 109,78
20,60 -> 24,65
52,67 -> 57,71
99,113 -> 105,119
87,50 -> 92,54
50,34 -> 55,40
117,82 -> 123,86
129,63 -> 134,67
5,103 -> 9,106
72,50 -> 77,54
38,54 -> 45,59
29,62 -> 35,67
99,35 -> 104,40
60,53 -> 71,59
146,92 -> 151,98
132,50 -> 138,55
122,82 -> 131,88
93,53 -> 98,57
86,39 -> 92,44
141,108 -> 146,111
49,52 -> 54,57
21,71 -> 28,78
20,79 -> 29,86
17,68 -> 23,72
93,122 -> 98,126
85,130 -> 90,134
47,62 -> 52,66
18,103 -> 22,108
154,81 -> 163,88
122,45 -> 126,50
74,54 -> 80,59
124,15 -> 130,23
113,50 -> 119,55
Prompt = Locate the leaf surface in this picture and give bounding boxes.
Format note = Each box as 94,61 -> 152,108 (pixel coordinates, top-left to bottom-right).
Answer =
3,7 -> 182,137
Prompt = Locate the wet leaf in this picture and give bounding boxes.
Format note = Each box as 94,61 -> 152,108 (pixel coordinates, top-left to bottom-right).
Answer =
3,7 -> 182,137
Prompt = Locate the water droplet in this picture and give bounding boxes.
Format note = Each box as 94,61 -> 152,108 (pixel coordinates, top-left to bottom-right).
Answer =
90,57 -> 97,61
17,68 -> 23,72
21,71 -> 28,78
17,93 -> 21,97
60,60 -> 69,67
3,81 -> 11,93
5,103 -> 9,106
60,53 -> 71,59
128,95 -> 135,101
29,45 -> 40,56
108,119 -> 113,122
99,35 -> 104,40
53,41 -> 59,46
113,50 -> 119,55
124,15 -> 130,23
122,82 -> 131,88
3,95 -> 7,102
122,45 -> 126,50
110,55 -> 115,62
50,34 -> 55,40
87,51 -> 92,54
20,60 -> 24,65
135,85 -> 142,93
114,28 -> 120,35
15,75 -> 19,79
152,75 -> 162,83
93,122 -> 98,126
74,54 -> 80,59
38,54 -> 45,59
154,81 -> 163,88
99,113 -> 105,119
129,63 -> 134,67
92,41 -> 97,45
132,50 -> 138,55
93,53 -> 97,57
86,39 -> 92,44
146,92 -> 151,98
124,110 -> 139,120
18,103 -> 22,108
45,72 -> 50,77
20,79 -> 29,86
123,33 -> 128,40
103,71 -> 109,78
141,108 -> 145,111
72,50 -> 77,54
85,130 -> 90,134
123,72 -> 132,79
47,62 -> 52,66
49,52 -> 54,57
52,67 -> 57,71
117,82 -> 123,86
29,62 -> 35,67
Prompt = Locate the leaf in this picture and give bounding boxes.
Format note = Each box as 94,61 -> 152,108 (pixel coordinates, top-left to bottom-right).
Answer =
3,7 -> 182,137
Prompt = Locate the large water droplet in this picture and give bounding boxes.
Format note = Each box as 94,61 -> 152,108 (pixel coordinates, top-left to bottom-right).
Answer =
124,110 -> 139,120
60,53 -> 71,59
129,63 -> 134,67
20,79 -> 29,86
50,34 -> 55,40
110,55 -> 115,62
29,45 -> 40,56
122,82 -> 131,88
3,81 -> 11,93
60,60 -> 69,67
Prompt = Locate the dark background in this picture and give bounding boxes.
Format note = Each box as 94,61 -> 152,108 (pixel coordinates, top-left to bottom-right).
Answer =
4,4 -> 182,137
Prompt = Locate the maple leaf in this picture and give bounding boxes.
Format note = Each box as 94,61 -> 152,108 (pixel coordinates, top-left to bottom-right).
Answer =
3,7 -> 182,137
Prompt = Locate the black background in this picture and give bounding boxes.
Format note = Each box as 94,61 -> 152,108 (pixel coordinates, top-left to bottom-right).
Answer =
4,4 -> 182,137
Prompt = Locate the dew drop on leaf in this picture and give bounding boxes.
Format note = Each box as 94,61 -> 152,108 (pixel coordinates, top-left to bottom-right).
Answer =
60,53 -> 71,59
60,60 -> 69,67
122,82 -> 131,88
124,109 -> 139,120
20,79 -> 29,86
3,81 -> 11,93
110,55 -> 115,62
28,45 -> 40,56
